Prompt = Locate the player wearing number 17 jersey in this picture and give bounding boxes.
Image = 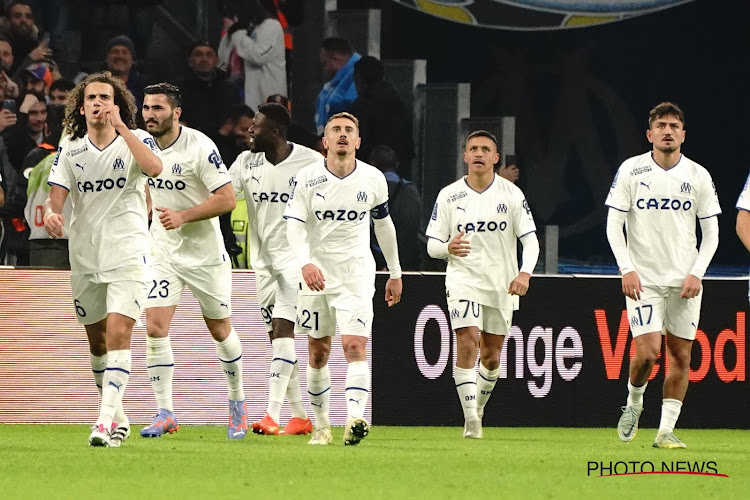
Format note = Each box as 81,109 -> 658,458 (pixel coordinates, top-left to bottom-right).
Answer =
284,112 -> 403,446
44,72 -> 163,447
426,130 -> 539,439
137,84 -> 246,440
606,102 -> 720,449
229,103 -> 319,436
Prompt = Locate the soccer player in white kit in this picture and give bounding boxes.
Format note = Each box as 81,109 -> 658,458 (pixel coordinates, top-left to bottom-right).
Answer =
135,83 -> 247,440
44,72 -> 163,447
426,130 -> 539,439
284,112 -> 403,445
735,174 -> 750,301
229,103 -> 319,436
606,102 -> 720,449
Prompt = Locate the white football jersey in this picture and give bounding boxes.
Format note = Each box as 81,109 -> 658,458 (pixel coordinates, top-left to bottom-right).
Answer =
284,160 -> 388,296
148,126 -> 230,267
605,152 -> 721,287
736,171 -> 750,211
427,175 -> 536,310
47,130 -> 156,274
229,142 -> 322,277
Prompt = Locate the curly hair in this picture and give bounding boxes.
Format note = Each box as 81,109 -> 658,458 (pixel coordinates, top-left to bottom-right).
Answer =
62,71 -> 138,140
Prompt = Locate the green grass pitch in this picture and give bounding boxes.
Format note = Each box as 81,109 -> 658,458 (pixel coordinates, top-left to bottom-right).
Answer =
1,426 -> 747,499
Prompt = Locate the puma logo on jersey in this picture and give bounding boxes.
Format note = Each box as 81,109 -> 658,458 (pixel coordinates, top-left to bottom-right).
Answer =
76,163 -> 85,171
456,205 -> 466,212
251,175 -> 260,183
356,318 -> 366,327
640,181 -> 651,189
315,192 -> 327,201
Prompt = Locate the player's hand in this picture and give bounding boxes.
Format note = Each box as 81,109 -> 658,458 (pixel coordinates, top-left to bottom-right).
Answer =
43,212 -> 65,238
448,231 -> 471,257
680,274 -> 702,299
302,263 -> 325,291
621,271 -> 643,300
508,272 -> 531,296
156,206 -> 184,230
101,102 -> 125,130
385,277 -> 403,307
0,109 -> 17,133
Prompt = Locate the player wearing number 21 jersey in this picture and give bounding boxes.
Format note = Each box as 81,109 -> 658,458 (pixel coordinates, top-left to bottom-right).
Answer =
426,130 -> 539,439
138,83 -> 246,441
606,102 -> 720,450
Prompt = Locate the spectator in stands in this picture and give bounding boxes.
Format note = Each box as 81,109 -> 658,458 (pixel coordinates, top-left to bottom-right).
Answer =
495,154 -> 519,183
103,35 -> 147,108
211,103 -> 254,168
48,77 -> 74,105
315,37 -> 360,134
348,55 -> 413,174
369,145 -> 423,271
2,90 -> 46,176
0,35 -> 19,98
24,96 -> 69,268
0,134 -> 26,263
265,93 -> 323,153
177,40 -> 241,136
218,0 -> 286,113
21,61 -> 51,94
2,1 -> 51,77
0,72 -> 18,134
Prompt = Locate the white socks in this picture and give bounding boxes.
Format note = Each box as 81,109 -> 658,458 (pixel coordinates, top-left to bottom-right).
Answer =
267,337 -> 298,422
307,365 -> 331,429
454,366 -> 478,419
286,361 -> 307,419
476,363 -> 500,419
627,380 -> 647,411
215,328 -> 245,401
345,361 -> 370,420
146,336 -> 174,412
99,349 -> 131,428
658,398 -> 683,435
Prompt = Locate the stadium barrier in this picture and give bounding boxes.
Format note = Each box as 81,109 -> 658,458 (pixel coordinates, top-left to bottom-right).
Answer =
1,270 -> 747,428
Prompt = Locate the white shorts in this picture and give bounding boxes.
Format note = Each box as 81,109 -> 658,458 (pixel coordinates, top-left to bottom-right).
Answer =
447,298 -> 512,335
70,266 -> 150,325
626,285 -> 702,340
294,292 -> 373,339
256,271 -> 298,332
146,259 -> 232,319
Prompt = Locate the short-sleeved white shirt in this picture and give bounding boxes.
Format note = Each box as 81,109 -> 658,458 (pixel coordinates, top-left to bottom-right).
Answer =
48,130 -> 156,274
229,143 -> 321,277
284,160 -> 388,296
605,152 -> 721,287
148,126 -> 230,267
736,171 -> 750,212
426,175 -> 536,310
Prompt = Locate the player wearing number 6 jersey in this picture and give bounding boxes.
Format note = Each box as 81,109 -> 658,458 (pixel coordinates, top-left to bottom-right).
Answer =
606,102 -> 720,449
44,72 -> 163,447
284,112 -> 402,446
137,83 -> 246,440
426,130 -> 539,439
229,103 -> 320,436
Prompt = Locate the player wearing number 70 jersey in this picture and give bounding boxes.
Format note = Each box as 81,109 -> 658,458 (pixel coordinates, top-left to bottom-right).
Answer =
426,130 -> 539,439
606,102 -> 720,449
137,83 -> 247,441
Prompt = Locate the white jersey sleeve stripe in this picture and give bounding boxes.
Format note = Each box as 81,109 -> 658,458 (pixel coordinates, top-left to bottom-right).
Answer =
48,181 -> 70,191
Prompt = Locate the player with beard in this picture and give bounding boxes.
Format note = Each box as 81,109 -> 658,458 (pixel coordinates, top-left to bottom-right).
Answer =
228,103 -> 320,436
137,83 -> 248,440
606,102 -> 720,449
44,71 -> 163,447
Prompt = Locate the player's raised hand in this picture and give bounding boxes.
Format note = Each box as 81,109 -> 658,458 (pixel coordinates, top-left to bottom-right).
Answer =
508,272 -> 530,296
156,206 -> 185,230
385,277 -> 403,307
43,212 -> 65,238
101,102 -> 125,130
448,231 -> 471,257
680,274 -> 702,299
621,271 -> 643,300
302,263 -> 325,291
